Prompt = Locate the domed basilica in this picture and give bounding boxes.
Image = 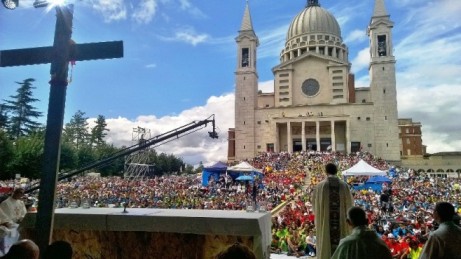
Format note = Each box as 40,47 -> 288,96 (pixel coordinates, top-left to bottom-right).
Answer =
228,0 -> 401,162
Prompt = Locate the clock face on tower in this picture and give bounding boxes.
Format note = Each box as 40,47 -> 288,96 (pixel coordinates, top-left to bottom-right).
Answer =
301,78 -> 320,97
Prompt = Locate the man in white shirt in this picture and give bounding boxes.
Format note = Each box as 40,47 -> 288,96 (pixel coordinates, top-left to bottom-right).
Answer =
419,202 -> 461,259
305,230 -> 317,257
0,188 -> 27,256
0,188 -> 27,224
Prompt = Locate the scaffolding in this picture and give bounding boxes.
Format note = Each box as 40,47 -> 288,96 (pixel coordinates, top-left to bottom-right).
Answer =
124,127 -> 153,180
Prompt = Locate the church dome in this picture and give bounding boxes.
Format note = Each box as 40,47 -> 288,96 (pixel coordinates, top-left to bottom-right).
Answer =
287,4 -> 341,41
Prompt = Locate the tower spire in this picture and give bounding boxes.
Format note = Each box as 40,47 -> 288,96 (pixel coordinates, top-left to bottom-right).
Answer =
373,0 -> 388,17
307,0 -> 320,7
240,0 -> 254,31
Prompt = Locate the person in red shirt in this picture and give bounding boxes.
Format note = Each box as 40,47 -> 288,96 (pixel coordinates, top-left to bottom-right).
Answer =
381,233 -> 391,247
387,234 -> 404,258
399,236 -> 410,253
366,210 -> 374,224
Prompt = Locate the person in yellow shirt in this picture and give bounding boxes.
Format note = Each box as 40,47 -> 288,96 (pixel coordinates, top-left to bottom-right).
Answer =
400,240 -> 421,259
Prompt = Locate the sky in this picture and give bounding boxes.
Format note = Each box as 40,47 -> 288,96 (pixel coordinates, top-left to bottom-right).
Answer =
1,0 -> 461,166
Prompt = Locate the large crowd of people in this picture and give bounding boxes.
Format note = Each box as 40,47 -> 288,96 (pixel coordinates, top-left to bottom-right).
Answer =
1,150 -> 461,258
267,152 -> 461,258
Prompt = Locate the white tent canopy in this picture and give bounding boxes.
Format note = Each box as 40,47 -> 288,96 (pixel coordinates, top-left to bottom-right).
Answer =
342,159 -> 387,176
227,161 -> 261,172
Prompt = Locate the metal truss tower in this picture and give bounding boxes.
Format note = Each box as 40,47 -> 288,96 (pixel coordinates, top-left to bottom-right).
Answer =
124,127 -> 153,180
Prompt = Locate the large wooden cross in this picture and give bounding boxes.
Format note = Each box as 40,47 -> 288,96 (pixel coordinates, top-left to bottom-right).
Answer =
0,4 -> 123,251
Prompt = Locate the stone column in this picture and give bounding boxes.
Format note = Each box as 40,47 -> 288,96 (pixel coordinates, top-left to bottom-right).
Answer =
346,119 -> 351,154
331,120 -> 336,151
302,121 -> 306,151
275,123 -> 279,152
316,120 -> 320,151
287,121 -> 292,153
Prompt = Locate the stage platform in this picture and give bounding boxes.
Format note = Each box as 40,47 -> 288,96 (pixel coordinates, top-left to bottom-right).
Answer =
21,208 -> 271,259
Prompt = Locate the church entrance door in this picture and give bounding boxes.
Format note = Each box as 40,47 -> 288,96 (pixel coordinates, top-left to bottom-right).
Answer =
307,138 -> 317,151
320,138 -> 331,151
293,139 -> 302,152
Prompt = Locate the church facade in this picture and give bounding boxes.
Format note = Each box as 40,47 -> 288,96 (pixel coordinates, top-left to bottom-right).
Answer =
228,0 -> 401,162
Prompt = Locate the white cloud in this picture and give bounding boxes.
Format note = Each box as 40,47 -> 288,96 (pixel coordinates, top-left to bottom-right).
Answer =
91,0 -> 127,23
344,29 -> 367,44
259,80 -> 274,93
84,0 -> 163,25
388,0 -> 461,154
159,28 -> 209,46
421,128 -> 461,154
330,1 -> 368,29
132,0 -> 157,24
175,31 -> 209,46
350,47 -> 369,74
145,63 -> 157,69
100,93 -> 234,166
258,25 -> 287,59
354,74 -> 370,89
178,0 -> 206,18
397,83 -> 461,154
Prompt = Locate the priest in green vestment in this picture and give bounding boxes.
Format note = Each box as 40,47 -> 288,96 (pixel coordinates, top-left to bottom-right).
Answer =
331,206 -> 392,259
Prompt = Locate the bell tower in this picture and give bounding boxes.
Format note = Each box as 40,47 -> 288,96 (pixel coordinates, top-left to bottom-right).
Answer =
368,0 -> 400,161
234,1 -> 259,161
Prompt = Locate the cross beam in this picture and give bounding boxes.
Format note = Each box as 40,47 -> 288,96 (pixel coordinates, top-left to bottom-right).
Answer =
0,4 -> 123,252
0,41 -> 123,67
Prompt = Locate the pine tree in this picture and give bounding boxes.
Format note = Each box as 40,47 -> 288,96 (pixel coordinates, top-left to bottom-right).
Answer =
2,78 -> 43,138
0,130 -> 14,178
0,104 -> 8,130
63,110 -> 89,150
90,115 -> 109,147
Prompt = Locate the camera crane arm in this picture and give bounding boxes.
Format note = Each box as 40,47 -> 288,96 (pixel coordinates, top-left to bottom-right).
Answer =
25,114 -> 218,194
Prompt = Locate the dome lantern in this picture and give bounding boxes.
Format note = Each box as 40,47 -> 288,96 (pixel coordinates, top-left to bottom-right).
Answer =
307,0 -> 320,7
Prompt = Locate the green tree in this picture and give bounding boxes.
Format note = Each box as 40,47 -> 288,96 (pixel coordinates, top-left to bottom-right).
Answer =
94,144 -> 125,176
59,141 -> 77,172
153,152 -> 167,175
76,145 -> 95,168
8,131 -> 45,179
0,104 -> 8,130
63,110 -> 89,150
90,115 -> 109,147
194,161 -> 204,174
2,78 -> 43,139
183,164 -> 195,175
168,154 -> 183,173
150,152 -> 186,175
0,130 -> 14,178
